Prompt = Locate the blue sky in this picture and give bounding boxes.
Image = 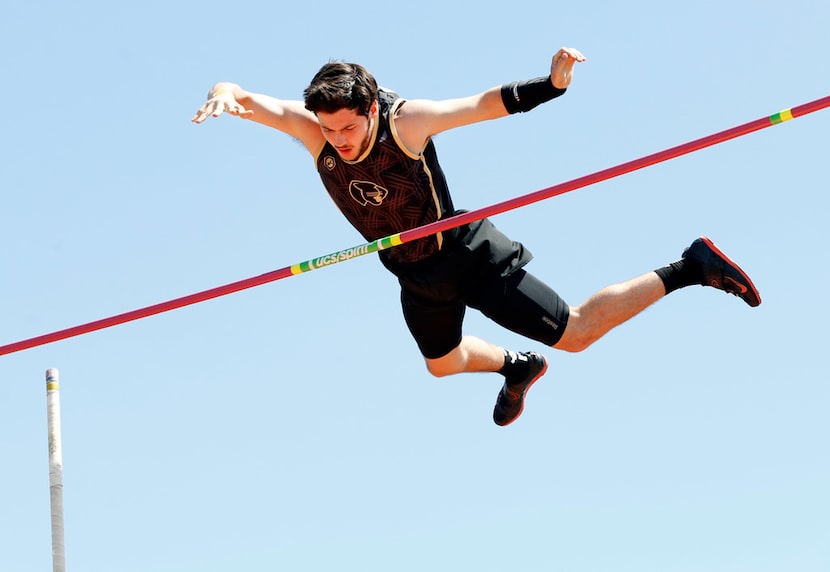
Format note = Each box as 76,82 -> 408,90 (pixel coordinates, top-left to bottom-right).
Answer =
2,1 -> 828,571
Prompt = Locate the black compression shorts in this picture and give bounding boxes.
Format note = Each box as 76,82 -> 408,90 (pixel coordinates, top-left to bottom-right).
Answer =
380,217 -> 570,359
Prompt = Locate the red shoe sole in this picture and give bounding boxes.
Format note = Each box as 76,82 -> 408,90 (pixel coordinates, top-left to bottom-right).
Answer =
700,236 -> 762,307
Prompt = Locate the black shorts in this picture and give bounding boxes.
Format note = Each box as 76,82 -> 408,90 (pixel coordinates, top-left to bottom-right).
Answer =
380,217 -> 570,359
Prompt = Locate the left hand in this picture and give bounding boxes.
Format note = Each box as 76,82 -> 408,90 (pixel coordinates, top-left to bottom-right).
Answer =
550,47 -> 586,89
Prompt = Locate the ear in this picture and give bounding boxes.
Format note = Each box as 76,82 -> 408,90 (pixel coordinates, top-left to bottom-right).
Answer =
369,99 -> 379,117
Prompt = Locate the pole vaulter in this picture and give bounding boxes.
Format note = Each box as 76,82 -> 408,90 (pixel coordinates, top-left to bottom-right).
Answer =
2,95 -> 828,357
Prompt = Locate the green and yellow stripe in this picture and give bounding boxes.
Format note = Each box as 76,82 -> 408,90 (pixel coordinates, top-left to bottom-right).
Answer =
769,108 -> 794,125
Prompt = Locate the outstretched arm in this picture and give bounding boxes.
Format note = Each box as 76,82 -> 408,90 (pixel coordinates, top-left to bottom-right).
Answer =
191,82 -> 325,154
394,47 -> 585,153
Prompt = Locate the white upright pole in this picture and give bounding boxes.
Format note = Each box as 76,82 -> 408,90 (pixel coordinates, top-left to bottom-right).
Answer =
46,368 -> 66,572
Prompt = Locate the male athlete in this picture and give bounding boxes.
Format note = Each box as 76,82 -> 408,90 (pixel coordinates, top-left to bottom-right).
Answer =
192,47 -> 760,426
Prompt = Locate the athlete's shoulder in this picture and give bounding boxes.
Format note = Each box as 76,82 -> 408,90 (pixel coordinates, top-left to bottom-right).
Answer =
378,87 -> 402,114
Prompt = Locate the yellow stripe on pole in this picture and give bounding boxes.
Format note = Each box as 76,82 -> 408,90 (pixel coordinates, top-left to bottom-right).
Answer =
770,108 -> 794,124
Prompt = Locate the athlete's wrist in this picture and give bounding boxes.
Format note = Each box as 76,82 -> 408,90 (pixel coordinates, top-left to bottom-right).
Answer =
500,76 -> 566,114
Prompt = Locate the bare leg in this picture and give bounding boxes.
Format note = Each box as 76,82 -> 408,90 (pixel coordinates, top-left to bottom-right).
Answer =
423,270 -> 669,375
555,271 -> 666,353
425,335 -> 506,377
424,272 -> 667,373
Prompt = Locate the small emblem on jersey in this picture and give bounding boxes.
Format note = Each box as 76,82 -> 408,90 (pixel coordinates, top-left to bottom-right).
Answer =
324,155 -> 336,171
349,180 -> 389,206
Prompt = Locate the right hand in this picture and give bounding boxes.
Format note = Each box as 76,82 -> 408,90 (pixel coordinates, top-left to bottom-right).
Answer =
191,89 -> 254,124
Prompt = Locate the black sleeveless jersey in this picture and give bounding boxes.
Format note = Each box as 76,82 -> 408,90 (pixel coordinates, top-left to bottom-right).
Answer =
314,89 -> 455,265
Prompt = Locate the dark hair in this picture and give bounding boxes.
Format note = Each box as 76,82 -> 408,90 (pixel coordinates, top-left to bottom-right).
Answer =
303,62 -> 378,116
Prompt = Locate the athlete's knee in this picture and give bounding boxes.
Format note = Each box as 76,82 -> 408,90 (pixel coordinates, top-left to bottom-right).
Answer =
555,334 -> 597,353
424,353 -> 456,377
425,358 -> 450,377
424,344 -> 465,377
554,307 -> 600,353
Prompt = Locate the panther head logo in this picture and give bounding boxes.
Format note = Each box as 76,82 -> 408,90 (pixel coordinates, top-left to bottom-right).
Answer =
349,180 -> 389,206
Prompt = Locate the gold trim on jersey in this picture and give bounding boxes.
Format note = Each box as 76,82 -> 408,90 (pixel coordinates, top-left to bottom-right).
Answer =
388,98 -> 444,250
388,99 -> 421,160
312,138 -> 327,163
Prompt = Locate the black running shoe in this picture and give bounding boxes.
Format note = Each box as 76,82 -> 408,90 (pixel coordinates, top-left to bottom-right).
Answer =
682,236 -> 761,307
493,352 -> 548,427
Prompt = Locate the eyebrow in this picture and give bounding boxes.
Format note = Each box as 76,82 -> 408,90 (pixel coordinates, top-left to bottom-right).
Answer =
320,122 -> 357,131
319,117 -> 365,131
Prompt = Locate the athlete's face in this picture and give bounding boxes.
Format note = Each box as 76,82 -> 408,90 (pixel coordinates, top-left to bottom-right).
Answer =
316,101 -> 378,161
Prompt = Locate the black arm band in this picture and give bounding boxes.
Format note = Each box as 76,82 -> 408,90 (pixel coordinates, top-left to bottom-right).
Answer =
500,75 -> 566,114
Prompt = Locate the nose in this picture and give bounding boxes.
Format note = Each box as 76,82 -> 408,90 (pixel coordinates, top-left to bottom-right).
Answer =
332,131 -> 347,146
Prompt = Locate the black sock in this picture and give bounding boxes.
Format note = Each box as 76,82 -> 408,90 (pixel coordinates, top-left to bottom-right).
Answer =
498,349 -> 526,382
498,349 -> 517,372
654,259 -> 702,294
